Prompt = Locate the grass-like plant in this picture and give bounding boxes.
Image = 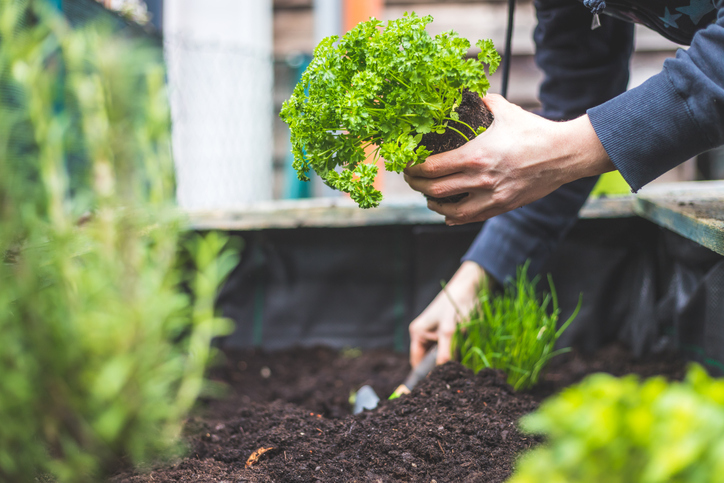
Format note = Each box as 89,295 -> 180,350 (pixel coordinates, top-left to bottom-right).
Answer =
0,2 -> 237,481
510,365 -> 724,483
451,263 -> 581,391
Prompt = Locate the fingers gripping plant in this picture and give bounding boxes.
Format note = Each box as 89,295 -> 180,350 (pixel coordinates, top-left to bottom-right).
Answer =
280,13 -> 500,208
0,2 -> 237,481
451,264 -> 581,391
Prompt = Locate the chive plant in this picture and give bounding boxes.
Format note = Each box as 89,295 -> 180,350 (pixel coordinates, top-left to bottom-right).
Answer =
451,263 -> 581,391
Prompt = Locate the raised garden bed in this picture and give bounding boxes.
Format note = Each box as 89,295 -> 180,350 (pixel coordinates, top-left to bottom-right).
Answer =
111,344 -> 684,482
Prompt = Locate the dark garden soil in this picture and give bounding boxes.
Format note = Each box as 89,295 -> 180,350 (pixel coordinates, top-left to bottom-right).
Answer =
421,90 -> 494,205
110,343 -> 685,483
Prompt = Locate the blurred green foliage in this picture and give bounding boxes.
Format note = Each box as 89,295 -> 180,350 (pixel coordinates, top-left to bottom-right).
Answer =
451,264 -> 580,391
590,171 -> 632,198
0,1 -> 238,481
510,365 -> 724,483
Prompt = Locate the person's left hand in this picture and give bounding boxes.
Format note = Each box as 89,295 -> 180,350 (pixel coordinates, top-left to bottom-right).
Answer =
403,94 -> 614,225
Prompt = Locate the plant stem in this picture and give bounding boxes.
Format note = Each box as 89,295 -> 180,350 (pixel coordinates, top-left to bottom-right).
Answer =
443,125 -> 470,143
444,117 -> 478,138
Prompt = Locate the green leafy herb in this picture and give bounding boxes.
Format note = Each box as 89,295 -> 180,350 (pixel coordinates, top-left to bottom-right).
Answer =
451,263 -> 581,391
0,3 -> 237,481
510,365 -> 724,483
280,12 -> 500,208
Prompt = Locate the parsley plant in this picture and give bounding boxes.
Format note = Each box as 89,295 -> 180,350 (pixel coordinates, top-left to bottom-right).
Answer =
280,13 -> 500,208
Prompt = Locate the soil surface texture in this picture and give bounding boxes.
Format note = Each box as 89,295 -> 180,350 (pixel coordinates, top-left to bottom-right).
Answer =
110,343 -> 685,483
420,90 -> 493,205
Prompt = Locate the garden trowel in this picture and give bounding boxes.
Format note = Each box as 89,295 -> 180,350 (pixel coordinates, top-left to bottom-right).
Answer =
352,345 -> 438,414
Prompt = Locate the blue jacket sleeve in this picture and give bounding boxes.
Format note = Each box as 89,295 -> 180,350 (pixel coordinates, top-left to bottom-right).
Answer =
463,0 -> 634,283
588,0 -> 724,191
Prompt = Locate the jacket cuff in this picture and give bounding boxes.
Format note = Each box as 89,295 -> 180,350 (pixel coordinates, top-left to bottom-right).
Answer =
461,176 -> 599,284
461,216 -> 548,285
587,71 -> 710,192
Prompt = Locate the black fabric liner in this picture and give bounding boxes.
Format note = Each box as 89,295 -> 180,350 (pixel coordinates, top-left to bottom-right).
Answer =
216,217 -> 724,374
217,224 -> 481,352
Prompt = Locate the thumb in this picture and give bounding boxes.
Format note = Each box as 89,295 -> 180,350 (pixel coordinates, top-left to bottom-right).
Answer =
481,93 -> 513,119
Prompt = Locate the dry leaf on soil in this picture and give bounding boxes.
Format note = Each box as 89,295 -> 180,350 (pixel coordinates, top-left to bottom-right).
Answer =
245,447 -> 274,468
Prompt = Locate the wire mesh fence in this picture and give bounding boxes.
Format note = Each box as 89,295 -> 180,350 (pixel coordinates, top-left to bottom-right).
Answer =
164,0 -> 273,210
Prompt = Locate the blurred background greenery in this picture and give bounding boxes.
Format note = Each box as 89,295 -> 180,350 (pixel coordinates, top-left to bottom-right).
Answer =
0,1 -> 237,481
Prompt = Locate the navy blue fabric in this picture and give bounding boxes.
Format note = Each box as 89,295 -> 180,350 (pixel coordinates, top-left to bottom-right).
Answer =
586,0 -> 718,45
463,4 -> 634,283
590,0 -> 724,190
534,0 -> 634,121
463,176 -> 600,284
463,0 -> 724,283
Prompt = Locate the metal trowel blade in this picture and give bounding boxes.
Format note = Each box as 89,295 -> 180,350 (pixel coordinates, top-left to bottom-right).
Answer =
352,384 -> 380,414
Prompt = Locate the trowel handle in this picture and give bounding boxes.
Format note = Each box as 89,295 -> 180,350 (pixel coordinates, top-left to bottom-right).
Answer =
404,345 -> 439,390
390,345 -> 439,399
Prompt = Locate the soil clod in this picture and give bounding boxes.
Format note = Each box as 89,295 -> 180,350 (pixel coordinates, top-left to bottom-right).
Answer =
421,90 -> 493,205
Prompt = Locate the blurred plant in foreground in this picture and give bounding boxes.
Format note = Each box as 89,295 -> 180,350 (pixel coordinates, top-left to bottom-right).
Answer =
0,1 -> 237,481
96,0 -> 150,25
451,263 -> 580,391
510,365 -> 724,483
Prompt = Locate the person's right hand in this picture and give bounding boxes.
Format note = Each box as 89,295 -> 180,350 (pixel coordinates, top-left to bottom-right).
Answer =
403,94 -> 614,226
409,261 -> 486,368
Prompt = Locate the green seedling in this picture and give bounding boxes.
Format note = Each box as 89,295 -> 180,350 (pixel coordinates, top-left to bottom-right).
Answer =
280,12 -> 500,208
510,364 -> 724,483
341,347 -> 363,359
451,263 -> 581,391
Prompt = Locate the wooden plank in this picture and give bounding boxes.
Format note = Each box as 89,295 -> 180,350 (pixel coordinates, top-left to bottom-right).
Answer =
273,0 -> 517,9
186,182 -> 723,258
273,0 -> 311,9
185,197 -> 445,231
634,181 -> 724,256
186,192 -> 639,231
383,2 -> 538,55
388,0 -> 511,4
274,9 -> 314,56
634,24 -> 683,51
272,3 -> 680,58
579,196 -> 636,219
186,181 -> 723,236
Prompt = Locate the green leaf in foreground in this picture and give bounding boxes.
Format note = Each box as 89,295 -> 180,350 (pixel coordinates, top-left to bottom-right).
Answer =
0,2 -> 238,481
509,365 -> 724,483
280,12 -> 500,208
451,262 -> 581,391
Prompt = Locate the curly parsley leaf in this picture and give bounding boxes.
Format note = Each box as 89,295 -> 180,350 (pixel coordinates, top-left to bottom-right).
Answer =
279,13 -> 499,208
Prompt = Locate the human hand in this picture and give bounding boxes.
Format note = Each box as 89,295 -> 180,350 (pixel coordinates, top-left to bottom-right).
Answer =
409,261 -> 486,368
404,94 -> 614,225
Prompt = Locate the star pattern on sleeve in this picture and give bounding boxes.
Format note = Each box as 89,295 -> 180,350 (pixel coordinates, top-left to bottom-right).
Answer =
660,7 -> 683,28
676,0 -> 717,25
